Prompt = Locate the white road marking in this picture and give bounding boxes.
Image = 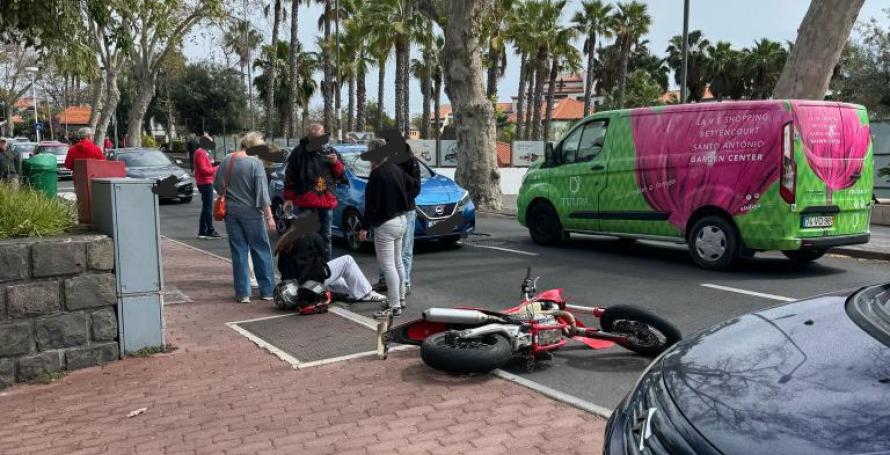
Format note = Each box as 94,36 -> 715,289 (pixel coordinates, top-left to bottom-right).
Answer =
700,283 -> 795,302
162,235 -> 233,263
460,242 -> 540,256
492,369 -> 612,418
329,306 -> 378,330
225,320 -> 303,368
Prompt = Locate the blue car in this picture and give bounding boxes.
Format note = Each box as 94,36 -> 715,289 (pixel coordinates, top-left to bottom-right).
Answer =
269,144 -> 476,251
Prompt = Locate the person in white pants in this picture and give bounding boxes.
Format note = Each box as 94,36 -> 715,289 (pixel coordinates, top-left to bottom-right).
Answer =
324,255 -> 386,301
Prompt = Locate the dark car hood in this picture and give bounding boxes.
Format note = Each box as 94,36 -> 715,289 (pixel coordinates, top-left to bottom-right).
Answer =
127,165 -> 186,180
662,293 -> 890,455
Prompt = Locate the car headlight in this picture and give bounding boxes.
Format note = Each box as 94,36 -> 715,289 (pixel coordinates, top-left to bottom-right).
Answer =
458,191 -> 470,208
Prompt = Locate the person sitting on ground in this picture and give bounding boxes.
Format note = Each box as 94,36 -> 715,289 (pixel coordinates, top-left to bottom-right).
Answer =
275,224 -> 386,303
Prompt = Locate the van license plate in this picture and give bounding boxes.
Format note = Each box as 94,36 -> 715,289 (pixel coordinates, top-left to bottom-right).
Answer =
802,215 -> 834,228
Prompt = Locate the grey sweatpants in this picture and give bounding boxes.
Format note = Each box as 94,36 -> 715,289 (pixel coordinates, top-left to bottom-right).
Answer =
373,215 -> 407,308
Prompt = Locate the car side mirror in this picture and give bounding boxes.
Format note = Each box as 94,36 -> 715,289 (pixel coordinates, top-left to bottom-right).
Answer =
544,142 -> 555,166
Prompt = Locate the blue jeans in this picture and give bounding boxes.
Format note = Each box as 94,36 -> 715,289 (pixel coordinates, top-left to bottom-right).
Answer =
296,207 -> 333,261
379,210 -> 415,286
197,184 -> 216,236
224,207 -> 275,299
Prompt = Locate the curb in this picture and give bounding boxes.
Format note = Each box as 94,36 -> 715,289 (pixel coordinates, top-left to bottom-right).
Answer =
830,247 -> 890,261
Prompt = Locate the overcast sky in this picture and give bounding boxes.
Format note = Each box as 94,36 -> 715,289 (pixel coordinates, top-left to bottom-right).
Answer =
184,0 -> 888,117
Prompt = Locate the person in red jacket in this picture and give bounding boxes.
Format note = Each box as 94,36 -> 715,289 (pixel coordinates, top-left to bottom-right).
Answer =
282,123 -> 344,261
64,127 -> 105,173
103,137 -> 113,152
189,138 -> 221,239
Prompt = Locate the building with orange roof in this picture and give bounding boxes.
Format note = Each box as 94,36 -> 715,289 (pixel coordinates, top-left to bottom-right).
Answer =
496,141 -> 512,167
56,106 -> 92,127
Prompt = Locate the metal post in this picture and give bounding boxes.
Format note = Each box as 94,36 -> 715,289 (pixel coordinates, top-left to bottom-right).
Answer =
680,0 -> 690,104
32,79 -> 40,142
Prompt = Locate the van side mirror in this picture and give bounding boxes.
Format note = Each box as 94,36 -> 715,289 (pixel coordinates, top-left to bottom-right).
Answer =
544,142 -> 554,165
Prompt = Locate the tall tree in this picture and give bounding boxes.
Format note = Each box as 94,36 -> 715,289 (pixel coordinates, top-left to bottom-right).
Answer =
773,0 -> 866,99
123,0 -> 224,147
369,0 -> 417,137
418,0 -> 503,211
544,27 -> 580,140
431,34 -> 444,139
413,18 -> 435,139
572,0 -> 613,116
0,42 -> 38,136
222,19 -> 262,129
612,1 -> 651,108
508,1 -> 531,140
320,0 -> 333,133
286,0 -> 302,137
366,22 -> 393,133
484,0 -> 514,100
265,0 -> 283,136
666,30 -> 710,102
707,41 -> 747,101
341,7 -> 373,132
747,38 -> 787,99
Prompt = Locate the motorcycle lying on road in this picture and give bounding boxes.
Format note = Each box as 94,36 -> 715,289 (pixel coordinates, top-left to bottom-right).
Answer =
377,268 -> 682,373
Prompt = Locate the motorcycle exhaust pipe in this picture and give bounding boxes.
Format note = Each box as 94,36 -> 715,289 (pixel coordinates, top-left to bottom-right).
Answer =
423,308 -> 497,324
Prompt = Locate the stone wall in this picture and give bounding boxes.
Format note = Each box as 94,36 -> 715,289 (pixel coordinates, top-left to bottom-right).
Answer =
0,234 -> 118,388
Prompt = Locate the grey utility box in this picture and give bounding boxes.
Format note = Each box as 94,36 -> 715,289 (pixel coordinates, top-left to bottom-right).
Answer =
91,178 -> 165,354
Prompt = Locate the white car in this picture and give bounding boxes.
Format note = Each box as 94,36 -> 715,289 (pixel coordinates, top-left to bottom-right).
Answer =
33,141 -> 71,178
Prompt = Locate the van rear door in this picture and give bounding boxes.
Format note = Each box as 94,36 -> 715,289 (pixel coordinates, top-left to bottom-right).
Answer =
791,102 -> 871,233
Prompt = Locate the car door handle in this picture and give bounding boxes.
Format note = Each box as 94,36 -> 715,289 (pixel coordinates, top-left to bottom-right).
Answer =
591,164 -> 605,171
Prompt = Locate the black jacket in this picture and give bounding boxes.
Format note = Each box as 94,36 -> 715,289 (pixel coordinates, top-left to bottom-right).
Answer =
398,152 -> 421,211
283,136 -> 343,209
277,233 -> 330,282
362,161 -> 416,229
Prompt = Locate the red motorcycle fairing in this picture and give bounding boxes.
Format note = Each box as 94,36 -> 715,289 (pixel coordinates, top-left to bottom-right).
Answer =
534,288 -> 565,304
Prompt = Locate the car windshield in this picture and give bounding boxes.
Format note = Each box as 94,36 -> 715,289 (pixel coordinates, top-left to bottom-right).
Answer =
342,152 -> 432,179
14,144 -> 36,153
847,285 -> 890,347
38,145 -> 68,155
117,150 -> 172,168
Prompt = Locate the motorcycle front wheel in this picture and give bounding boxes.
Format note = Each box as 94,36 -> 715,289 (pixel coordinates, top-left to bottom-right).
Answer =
420,332 -> 513,374
600,305 -> 682,356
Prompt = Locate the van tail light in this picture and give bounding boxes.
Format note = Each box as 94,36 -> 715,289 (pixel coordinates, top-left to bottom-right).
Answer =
780,122 -> 796,204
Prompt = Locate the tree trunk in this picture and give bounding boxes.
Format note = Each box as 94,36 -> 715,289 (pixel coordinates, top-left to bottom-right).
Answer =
87,73 -> 105,130
523,64 -> 535,140
94,67 -> 119,147
127,69 -> 156,147
531,45 -> 548,141
617,36 -> 632,108
421,64 -> 431,139
515,53 -> 527,141
266,0 -> 282,136
583,32 -> 596,116
4,103 -> 14,136
426,0 -> 502,211
486,43 -> 498,99
322,0 -> 333,133
772,0 -> 865,99
287,0 -> 300,138
433,74 -> 441,138
347,75 -> 355,132
394,38 -> 407,136
356,65 -> 367,131
544,58 -> 558,141
376,60 -> 385,133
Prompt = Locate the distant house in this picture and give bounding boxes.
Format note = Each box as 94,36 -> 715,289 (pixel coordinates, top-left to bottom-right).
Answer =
433,96 -> 587,142
55,106 -> 92,137
659,86 -> 716,104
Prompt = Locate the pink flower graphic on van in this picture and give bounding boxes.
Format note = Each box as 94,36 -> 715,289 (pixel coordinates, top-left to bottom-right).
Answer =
793,103 -> 870,192
631,103 -> 789,230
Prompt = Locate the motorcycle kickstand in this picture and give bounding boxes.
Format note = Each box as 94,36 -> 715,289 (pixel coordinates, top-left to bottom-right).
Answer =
376,313 -> 393,360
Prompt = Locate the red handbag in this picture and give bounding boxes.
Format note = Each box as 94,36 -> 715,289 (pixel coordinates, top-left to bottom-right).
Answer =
213,156 -> 237,221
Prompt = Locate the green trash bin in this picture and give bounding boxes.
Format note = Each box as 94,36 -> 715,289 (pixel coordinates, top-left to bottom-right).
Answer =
22,153 -> 58,197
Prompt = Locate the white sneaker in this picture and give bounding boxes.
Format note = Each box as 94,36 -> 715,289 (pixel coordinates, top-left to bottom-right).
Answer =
361,291 -> 387,302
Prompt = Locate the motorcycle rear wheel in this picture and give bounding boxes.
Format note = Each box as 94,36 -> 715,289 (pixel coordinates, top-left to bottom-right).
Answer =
420,332 -> 513,374
600,305 -> 682,356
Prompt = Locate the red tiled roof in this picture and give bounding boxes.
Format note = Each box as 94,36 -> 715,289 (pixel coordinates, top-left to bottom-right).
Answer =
56,106 -> 92,125
506,97 -> 586,123
496,141 -> 511,167
14,97 -> 33,109
660,86 -> 715,103
496,102 -> 513,114
432,102 -> 514,120
12,115 -> 23,124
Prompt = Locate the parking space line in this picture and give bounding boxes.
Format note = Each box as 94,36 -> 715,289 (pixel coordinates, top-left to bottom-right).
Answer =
225,319 -> 303,368
492,369 -> 612,418
700,283 -> 795,302
460,243 -> 540,256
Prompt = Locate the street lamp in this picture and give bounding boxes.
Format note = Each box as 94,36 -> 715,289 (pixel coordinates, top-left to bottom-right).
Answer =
679,0 -> 690,104
24,66 -> 40,141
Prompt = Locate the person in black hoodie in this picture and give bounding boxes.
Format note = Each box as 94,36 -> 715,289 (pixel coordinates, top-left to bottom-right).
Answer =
358,139 -> 417,318
282,123 -> 345,261
374,144 -> 421,295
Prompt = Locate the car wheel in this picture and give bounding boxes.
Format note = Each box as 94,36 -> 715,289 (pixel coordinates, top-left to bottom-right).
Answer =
344,210 -> 363,252
272,200 -> 290,235
782,248 -> 826,264
180,196 -> 192,203
688,215 -> 739,270
528,202 -> 564,245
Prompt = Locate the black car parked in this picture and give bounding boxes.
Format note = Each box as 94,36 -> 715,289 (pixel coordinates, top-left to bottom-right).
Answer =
109,148 -> 194,202
604,285 -> 890,455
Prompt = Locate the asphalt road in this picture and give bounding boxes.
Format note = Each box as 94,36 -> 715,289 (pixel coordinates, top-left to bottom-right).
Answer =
156,197 -> 890,411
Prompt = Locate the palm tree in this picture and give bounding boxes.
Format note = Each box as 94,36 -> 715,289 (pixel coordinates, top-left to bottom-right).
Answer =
340,7 -> 372,132
507,1 -> 532,140
707,41 -> 747,101
666,30 -> 710,102
265,0 -> 283,135
484,0 -> 514,100
521,0 -> 568,141
431,34 -> 444,139
612,1 -> 651,108
366,17 -> 395,133
222,19 -> 262,129
572,0 -> 614,116
413,17 -> 435,138
318,0 -> 356,135
544,27 -> 581,140
292,44 -> 320,135
254,41 -> 290,135
286,0 -> 306,138
368,0 -> 419,137
747,38 -> 788,99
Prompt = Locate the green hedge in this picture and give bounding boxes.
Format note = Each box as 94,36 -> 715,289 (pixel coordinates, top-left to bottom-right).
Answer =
0,183 -> 76,240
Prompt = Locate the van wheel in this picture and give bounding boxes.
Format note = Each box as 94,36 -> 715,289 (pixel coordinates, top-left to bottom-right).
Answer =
688,216 -> 739,270
783,248 -> 826,264
528,202 -> 564,245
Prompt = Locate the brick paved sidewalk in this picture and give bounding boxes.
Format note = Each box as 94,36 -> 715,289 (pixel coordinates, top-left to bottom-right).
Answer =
0,239 -> 605,455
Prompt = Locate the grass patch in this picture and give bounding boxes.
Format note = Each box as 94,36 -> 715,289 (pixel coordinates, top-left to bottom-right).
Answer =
127,344 -> 178,357
30,371 -> 68,385
0,182 -> 76,240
